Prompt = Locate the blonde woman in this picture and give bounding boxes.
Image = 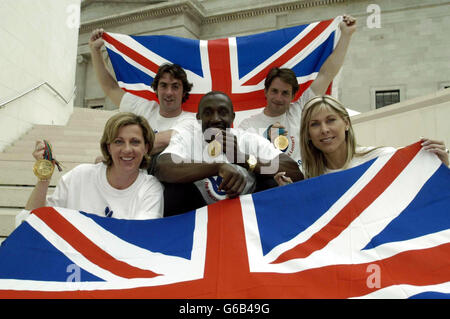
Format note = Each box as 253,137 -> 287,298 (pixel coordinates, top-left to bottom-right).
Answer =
275,95 -> 449,184
21,112 -> 163,221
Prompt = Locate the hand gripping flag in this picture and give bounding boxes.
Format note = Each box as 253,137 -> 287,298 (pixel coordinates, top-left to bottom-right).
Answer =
0,141 -> 449,298
102,17 -> 341,113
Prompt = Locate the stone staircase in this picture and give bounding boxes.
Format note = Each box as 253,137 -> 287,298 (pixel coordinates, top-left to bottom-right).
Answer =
0,107 -> 118,244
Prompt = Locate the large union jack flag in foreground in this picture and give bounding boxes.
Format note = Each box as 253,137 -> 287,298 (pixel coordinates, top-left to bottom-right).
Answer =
0,141 -> 449,298
103,17 -> 340,113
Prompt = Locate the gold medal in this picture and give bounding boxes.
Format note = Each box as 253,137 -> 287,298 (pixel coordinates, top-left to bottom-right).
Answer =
33,159 -> 55,181
32,140 -> 61,181
207,140 -> 222,157
273,135 -> 289,152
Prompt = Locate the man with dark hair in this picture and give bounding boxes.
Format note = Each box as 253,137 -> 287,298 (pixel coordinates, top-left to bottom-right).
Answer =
155,91 -> 303,216
239,15 -> 356,169
89,29 -> 195,154
151,63 -> 193,104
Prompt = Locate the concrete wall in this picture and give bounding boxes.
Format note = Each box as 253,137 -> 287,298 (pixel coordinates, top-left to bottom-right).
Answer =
0,0 -> 81,152
340,0 -> 450,113
352,88 -> 450,150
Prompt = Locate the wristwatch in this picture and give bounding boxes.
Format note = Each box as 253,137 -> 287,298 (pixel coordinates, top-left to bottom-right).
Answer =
246,154 -> 257,172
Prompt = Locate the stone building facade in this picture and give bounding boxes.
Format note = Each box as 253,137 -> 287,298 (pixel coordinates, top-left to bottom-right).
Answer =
76,0 -> 450,113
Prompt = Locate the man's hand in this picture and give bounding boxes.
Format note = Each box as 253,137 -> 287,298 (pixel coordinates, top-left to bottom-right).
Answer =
268,122 -> 288,142
218,163 -> 246,198
89,28 -> 105,51
340,14 -> 356,36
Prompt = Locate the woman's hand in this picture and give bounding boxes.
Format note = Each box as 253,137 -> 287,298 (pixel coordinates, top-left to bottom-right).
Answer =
274,171 -> 293,186
421,138 -> 449,166
32,140 -> 46,161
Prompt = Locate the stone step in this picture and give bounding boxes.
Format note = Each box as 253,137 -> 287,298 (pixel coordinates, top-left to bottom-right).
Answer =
11,133 -> 101,143
0,186 -> 55,209
7,139 -> 99,149
0,160 -> 78,186
25,126 -> 103,137
2,146 -> 101,157
0,207 -> 22,237
71,107 -> 117,117
65,119 -> 112,128
72,106 -> 117,113
67,113 -> 114,121
68,113 -> 117,124
0,152 -> 99,163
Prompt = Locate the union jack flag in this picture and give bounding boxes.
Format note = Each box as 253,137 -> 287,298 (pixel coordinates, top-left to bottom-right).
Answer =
0,142 -> 449,298
102,17 -> 340,114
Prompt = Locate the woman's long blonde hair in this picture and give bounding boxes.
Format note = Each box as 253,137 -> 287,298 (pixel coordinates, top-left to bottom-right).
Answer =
300,95 -> 356,179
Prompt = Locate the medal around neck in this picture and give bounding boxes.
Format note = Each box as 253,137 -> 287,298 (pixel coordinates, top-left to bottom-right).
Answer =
207,140 -> 222,158
273,135 -> 289,152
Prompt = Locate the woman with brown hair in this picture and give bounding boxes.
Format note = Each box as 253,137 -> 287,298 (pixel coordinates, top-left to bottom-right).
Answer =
23,112 -> 163,220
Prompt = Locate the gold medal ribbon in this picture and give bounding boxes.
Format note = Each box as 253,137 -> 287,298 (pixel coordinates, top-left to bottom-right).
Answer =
43,140 -> 62,172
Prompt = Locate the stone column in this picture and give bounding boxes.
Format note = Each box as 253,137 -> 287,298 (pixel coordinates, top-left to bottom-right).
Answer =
75,53 -> 89,108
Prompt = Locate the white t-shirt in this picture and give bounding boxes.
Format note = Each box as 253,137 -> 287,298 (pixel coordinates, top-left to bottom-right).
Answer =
119,92 -> 195,133
46,163 -> 164,219
324,146 -> 397,174
162,121 -> 282,204
238,88 -> 315,167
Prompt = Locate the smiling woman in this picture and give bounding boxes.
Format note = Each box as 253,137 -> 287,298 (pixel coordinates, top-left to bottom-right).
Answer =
275,95 -> 449,185
21,112 -> 164,221
298,95 -> 449,179
100,113 -> 153,190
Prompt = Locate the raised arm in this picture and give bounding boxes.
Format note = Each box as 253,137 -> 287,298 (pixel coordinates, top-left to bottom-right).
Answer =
25,141 -> 53,210
89,28 -> 125,106
310,15 -> 356,95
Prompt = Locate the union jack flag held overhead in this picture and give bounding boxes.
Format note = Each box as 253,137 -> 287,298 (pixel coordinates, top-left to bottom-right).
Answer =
102,17 -> 341,114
